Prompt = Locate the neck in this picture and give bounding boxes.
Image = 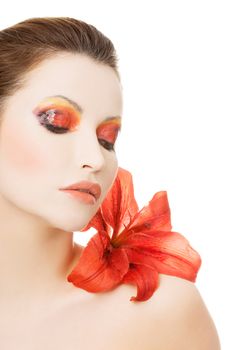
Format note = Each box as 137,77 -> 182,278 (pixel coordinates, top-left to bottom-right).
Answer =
0,194 -> 83,302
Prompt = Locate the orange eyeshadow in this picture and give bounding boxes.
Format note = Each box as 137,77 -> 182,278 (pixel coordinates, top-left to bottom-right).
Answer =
97,118 -> 121,144
32,97 -> 81,131
33,96 -> 122,142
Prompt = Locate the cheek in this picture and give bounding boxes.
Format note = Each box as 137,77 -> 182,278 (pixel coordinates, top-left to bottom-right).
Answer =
103,156 -> 119,194
0,124 -> 46,173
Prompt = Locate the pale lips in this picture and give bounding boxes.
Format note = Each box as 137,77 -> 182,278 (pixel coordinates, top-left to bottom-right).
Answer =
59,181 -> 102,200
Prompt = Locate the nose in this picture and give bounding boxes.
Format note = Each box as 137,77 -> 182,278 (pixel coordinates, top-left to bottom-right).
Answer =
75,126 -> 105,173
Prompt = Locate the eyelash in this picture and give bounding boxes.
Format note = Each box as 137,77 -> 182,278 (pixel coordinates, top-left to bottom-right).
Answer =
98,138 -> 115,151
38,113 -> 116,152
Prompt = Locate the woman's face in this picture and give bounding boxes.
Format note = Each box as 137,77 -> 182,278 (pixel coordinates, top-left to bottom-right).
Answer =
0,53 -> 123,232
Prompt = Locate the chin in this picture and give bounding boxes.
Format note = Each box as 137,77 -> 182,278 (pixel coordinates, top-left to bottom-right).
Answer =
46,210 -> 97,233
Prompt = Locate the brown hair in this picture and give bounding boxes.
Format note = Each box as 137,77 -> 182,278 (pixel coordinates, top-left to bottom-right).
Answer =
0,16 -> 120,120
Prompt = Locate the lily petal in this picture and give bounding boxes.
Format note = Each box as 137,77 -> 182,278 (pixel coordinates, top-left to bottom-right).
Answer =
113,191 -> 172,246
67,230 -> 129,292
101,167 -> 139,240
67,166 -> 202,303
122,263 -> 159,302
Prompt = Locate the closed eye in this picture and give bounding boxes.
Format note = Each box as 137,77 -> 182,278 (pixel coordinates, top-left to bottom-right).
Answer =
36,110 -> 119,152
41,123 -> 116,152
98,139 -> 115,151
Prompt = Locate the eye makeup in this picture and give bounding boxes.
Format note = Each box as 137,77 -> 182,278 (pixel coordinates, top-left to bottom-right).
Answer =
32,95 -> 122,151
32,96 -> 81,133
96,118 -> 121,146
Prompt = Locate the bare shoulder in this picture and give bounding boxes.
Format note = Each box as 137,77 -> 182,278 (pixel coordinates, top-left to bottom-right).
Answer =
125,274 -> 221,350
55,272 -> 220,350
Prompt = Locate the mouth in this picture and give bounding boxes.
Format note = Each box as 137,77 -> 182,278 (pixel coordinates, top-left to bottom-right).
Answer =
59,181 -> 101,201
73,188 -> 96,197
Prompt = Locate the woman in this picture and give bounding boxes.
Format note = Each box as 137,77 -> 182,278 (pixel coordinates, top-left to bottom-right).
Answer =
0,17 -> 220,349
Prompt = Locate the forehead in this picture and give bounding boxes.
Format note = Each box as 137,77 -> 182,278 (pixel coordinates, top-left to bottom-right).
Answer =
18,53 -> 123,119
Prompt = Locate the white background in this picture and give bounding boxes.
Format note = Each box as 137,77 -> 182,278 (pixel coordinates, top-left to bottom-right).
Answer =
1,1 -> 233,348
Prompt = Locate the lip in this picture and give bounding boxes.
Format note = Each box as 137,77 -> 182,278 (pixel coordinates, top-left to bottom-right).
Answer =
59,181 -> 101,203
61,190 -> 97,205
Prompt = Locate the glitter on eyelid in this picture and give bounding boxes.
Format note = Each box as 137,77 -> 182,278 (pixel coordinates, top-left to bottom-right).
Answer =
32,97 -> 81,131
33,96 -> 122,134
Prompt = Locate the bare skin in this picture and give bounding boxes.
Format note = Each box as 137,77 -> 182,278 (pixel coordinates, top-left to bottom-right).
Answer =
0,53 -> 220,349
0,262 -> 221,350
0,240 -> 152,349
0,52 -> 123,348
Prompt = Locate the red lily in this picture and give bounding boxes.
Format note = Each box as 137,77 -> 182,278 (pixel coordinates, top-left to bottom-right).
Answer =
67,167 -> 202,302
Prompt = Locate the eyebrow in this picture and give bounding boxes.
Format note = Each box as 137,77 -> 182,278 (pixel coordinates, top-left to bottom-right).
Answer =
52,94 -> 122,125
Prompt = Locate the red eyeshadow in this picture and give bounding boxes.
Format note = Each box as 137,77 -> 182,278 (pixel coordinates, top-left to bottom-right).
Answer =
97,119 -> 121,143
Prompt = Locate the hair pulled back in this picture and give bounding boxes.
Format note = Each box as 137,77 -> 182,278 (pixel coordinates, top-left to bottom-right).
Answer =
0,17 -> 120,120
